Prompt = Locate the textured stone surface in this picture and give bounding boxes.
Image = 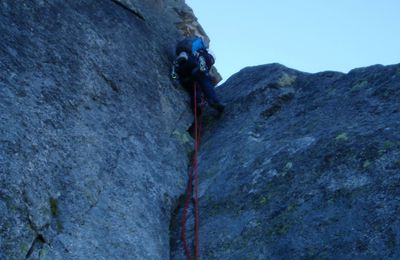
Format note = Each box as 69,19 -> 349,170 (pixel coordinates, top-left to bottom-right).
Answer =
183,63 -> 400,259
0,1 -> 199,259
2,1 -> 400,259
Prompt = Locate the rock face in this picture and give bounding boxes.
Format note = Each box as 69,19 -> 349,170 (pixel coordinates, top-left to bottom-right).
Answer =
0,1 -> 204,259
2,1 -> 400,259
192,63 -> 400,259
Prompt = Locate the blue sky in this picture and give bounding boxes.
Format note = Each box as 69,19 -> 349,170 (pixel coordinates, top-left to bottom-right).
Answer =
186,0 -> 400,82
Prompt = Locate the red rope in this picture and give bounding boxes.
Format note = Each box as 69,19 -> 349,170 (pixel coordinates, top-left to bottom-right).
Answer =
181,82 -> 202,260
194,83 -> 201,260
181,165 -> 193,259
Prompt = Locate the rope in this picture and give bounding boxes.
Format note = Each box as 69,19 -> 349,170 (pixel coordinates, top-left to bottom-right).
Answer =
181,163 -> 193,259
181,82 -> 202,260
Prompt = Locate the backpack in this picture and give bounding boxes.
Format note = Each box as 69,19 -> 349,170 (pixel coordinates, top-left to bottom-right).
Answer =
172,37 -> 216,81
198,49 -> 215,68
175,37 -> 207,56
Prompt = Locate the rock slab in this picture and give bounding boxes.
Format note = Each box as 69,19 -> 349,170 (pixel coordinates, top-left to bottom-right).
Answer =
0,1 -> 198,259
193,63 -> 400,259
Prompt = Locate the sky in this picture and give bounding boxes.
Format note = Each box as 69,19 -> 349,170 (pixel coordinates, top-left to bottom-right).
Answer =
186,0 -> 400,82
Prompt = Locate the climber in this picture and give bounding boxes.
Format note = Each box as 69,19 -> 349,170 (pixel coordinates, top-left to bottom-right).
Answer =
171,36 -> 225,116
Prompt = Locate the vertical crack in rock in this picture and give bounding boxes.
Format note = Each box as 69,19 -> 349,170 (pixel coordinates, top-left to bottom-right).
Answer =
169,191 -> 196,259
169,194 -> 185,258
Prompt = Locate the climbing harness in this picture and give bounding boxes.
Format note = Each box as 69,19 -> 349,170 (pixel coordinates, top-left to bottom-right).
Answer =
181,82 -> 203,260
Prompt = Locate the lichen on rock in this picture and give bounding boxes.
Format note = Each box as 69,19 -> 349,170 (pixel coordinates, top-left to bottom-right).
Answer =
176,63 -> 400,259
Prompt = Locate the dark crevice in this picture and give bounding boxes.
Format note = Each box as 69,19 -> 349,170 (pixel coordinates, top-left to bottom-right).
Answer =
111,0 -> 145,21
25,212 -> 51,258
26,214 -> 38,233
169,191 -> 197,259
49,197 -> 64,233
169,194 -> 185,257
94,64 -> 121,93
25,234 -> 46,259
261,92 -> 295,118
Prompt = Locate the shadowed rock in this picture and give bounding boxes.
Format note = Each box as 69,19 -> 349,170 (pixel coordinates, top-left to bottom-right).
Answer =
2,1 -> 400,259
182,63 -> 400,259
0,1 -> 198,259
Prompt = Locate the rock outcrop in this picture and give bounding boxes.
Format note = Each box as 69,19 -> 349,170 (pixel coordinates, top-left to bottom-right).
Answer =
2,1 -> 400,259
0,0 -> 205,259
187,63 -> 400,259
